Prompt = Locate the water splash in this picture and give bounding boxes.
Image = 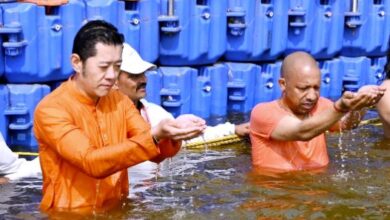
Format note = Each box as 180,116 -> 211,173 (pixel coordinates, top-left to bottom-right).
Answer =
93,180 -> 101,216
336,124 -> 347,170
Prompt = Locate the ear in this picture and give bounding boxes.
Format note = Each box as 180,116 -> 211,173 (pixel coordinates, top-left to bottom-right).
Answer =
278,77 -> 286,92
71,54 -> 83,74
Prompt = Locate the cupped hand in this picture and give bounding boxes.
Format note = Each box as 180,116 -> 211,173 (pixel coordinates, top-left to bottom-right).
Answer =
357,85 -> 386,105
339,85 -> 386,111
175,114 -> 206,129
152,114 -> 207,141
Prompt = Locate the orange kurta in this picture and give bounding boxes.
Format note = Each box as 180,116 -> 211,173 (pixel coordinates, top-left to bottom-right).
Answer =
250,97 -> 335,171
33,77 -> 176,212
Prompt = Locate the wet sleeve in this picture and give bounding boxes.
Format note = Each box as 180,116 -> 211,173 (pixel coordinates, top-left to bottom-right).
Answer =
33,101 -> 160,179
149,139 -> 181,164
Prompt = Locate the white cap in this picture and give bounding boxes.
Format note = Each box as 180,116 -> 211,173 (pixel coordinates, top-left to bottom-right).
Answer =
120,43 -> 156,74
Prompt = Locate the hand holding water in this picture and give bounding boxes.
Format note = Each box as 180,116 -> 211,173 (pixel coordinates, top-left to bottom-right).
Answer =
357,85 -> 386,105
335,85 -> 386,112
175,114 -> 206,129
152,114 -> 206,141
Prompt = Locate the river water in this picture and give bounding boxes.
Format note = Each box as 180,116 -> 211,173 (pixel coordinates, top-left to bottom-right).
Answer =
1,112 -> 390,219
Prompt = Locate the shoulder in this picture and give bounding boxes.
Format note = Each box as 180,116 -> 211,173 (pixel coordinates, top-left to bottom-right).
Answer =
35,83 -> 67,112
33,83 -> 74,135
141,99 -> 167,112
250,100 -> 284,137
381,79 -> 390,87
251,100 -> 282,125
252,100 -> 279,115
377,80 -> 390,112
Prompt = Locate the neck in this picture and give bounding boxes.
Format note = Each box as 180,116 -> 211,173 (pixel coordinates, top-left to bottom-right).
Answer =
73,74 -> 99,104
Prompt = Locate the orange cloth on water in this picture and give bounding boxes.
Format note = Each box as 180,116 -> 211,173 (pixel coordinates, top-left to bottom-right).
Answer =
250,97 -> 335,171
33,77 -> 179,212
18,0 -> 68,6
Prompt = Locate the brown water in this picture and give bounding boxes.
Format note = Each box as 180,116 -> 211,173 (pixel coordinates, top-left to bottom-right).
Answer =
1,112 -> 390,219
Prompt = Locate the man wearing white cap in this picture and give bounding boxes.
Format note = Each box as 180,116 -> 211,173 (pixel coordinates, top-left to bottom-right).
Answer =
117,43 -> 249,146
117,43 -> 249,194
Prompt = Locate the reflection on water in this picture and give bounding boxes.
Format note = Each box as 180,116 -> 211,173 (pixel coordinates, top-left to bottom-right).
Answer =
1,115 -> 390,219
0,178 -> 43,218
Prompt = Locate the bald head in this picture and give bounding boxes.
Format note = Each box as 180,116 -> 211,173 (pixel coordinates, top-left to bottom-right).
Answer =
281,51 -> 318,80
278,51 -> 321,117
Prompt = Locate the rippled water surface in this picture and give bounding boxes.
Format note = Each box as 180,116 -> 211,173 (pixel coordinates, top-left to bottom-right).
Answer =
1,113 -> 390,219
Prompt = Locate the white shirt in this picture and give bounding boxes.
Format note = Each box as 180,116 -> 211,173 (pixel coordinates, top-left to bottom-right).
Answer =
0,132 -> 41,180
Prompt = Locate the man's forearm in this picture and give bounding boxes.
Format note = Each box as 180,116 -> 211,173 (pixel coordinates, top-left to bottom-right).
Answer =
340,109 -> 367,130
296,108 -> 345,141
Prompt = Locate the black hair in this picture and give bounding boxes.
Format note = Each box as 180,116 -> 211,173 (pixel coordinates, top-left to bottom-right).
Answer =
72,20 -> 124,62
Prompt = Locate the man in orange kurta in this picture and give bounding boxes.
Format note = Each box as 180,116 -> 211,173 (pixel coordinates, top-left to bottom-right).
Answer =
33,20 -> 205,213
251,97 -> 332,171
250,51 -> 385,172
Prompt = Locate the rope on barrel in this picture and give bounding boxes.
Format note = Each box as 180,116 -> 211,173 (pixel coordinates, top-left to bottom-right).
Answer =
185,134 -> 243,149
15,151 -> 39,156
359,117 -> 381,126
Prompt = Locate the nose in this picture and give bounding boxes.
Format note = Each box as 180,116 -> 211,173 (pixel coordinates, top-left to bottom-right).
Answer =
105,65 -> 117,80
306,88 -> 318,101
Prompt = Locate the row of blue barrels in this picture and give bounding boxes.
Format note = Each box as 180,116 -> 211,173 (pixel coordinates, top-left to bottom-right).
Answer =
0,56 -> 386,152
147,56 -> 387,117
0,0 -> 389,83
